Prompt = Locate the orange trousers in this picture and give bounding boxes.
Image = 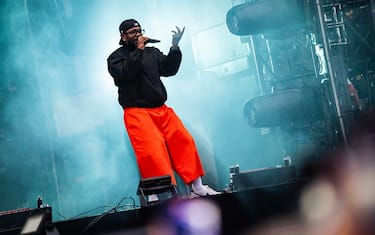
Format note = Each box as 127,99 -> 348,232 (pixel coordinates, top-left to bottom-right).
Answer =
123,105 -> 204,185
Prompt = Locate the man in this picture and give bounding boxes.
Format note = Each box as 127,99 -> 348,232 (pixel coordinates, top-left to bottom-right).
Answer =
107,19 -> 218,196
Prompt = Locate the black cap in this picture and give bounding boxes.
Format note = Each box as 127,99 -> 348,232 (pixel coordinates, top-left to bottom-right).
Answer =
118,19 -> 141,45
119,19 -> 141,45
119,19 -> 141,33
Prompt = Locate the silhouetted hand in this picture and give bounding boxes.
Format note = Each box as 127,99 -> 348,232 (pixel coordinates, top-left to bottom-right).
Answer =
172,26 -> 185,48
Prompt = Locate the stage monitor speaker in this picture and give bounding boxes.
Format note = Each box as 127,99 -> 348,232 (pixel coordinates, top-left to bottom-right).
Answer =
137,175 -> 178,207
243,88 -> 322,128
0,208 -> 32,234
20,207 -> 52,235
226,0 -> 306,36
232,166 -> 296,191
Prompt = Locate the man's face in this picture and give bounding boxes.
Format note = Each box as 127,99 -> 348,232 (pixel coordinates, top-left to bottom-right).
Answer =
121,26 -> 144,46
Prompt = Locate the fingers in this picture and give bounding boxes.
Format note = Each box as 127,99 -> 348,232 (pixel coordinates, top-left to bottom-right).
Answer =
171,26 -> 180,35
172,26 -> 185,36
171,26 -> 185,47
137,35 -> 148,43
180,26 -> 185,35
175,26 -> 182,34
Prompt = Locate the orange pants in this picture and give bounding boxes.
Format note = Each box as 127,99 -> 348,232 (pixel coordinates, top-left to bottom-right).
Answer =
123,105 -> 204,185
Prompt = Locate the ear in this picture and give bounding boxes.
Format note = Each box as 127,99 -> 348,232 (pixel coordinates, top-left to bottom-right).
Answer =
120,33 -> 127,43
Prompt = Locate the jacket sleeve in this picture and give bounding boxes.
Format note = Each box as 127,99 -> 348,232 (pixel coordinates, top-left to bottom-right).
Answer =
107,48 -> 144,86
157,47 -> 182,77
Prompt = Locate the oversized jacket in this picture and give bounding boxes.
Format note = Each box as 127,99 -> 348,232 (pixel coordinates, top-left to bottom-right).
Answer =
107,45 -> 182,108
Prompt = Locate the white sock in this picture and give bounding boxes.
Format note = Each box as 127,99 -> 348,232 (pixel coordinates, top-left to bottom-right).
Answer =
192,177 -> 206,194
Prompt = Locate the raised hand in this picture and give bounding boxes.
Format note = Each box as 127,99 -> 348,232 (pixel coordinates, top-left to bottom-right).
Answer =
172,26 -> 185,48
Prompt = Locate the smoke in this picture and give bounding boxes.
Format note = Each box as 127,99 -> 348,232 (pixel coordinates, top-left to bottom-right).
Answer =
1,0 -> 283,220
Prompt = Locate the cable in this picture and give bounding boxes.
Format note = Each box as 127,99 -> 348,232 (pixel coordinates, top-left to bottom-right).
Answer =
115,196 -> 136,210
81,196 -> 137,234
68,206 -> 114,220
81,207 -> 116,234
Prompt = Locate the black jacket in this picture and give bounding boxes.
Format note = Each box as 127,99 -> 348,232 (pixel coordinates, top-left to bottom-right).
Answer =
107,45 -> 182,108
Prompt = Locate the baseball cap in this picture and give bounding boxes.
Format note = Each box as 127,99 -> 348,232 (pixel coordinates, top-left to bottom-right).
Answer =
119,19 -> 141,45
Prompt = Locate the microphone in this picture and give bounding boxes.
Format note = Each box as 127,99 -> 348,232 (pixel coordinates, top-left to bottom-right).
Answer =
146,38 -> 161,43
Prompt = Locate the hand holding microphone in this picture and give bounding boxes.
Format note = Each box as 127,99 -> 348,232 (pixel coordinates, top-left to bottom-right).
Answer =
137,36 -> 160,49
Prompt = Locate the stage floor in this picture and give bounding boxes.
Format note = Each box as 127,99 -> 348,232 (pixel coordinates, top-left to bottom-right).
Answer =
55,181 -> 305,234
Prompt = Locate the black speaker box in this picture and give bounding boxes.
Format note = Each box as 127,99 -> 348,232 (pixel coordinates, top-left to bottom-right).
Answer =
232,166 -> 296,191
0,207 -> 51,234
243,87 -> 323,128
226,0 -> 306,35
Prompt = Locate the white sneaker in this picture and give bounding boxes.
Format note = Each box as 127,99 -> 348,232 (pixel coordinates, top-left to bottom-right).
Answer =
191,185 -> 221,197
204,185 -> 221,195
